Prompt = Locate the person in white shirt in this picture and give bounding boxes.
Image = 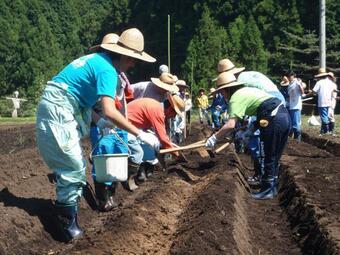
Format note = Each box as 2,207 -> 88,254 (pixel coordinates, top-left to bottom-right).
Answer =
305,68 -> 337,135
328,72 -> 338,134
287,70 -> 304,141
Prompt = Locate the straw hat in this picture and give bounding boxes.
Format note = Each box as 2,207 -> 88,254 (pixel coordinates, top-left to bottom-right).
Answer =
315,68 -> 331,78
217,59 -> 245,74
328,72 -> 336,82
208,88 -> 216,98
100,28 -> 156,63
176,80 -> 189,88
89,33 -> 119,51
167,93 -> 185,117
280,76 -> 289,86
150,73 -> 179,93
209,72 -> 244,95
185,92 -> 190,96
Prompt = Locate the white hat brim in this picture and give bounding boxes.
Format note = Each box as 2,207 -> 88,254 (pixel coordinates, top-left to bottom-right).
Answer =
101,43 -> 156,63
151,77 -> 179,93
315,72 -> 331,78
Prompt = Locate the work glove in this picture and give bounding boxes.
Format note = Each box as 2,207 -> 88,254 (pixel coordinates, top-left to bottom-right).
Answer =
216,105 -> 222,111
205,134 -> 217,149
137,131 -> 160,151
96,117 -> 114,131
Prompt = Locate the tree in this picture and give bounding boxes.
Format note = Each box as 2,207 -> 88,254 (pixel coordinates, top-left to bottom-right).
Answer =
181,6 -> 229,95
240,15 -> 268,73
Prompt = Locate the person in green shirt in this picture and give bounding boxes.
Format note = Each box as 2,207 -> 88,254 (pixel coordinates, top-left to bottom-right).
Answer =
205,72 -> 291,200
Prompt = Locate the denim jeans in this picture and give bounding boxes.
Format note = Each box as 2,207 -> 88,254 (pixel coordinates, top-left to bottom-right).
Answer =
318,107 -> 330,134
289,109 -> 301,139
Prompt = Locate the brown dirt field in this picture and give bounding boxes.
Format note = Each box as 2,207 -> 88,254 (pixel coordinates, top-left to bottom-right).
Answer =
0,123 -> 338,254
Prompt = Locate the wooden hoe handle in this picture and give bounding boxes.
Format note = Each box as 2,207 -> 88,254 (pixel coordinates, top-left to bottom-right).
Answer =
159,141 -> 206,154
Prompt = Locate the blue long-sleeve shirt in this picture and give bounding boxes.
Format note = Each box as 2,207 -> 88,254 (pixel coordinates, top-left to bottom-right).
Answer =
209,93 -> 228,112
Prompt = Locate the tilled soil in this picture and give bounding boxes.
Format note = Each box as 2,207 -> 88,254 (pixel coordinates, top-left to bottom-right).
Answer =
0,123 -> 338,254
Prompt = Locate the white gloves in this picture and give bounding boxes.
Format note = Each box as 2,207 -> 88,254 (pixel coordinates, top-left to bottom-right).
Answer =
96,118 -> 115,130
137,131 -> 161,151
216,105 -> 222,111
205,134 -> 217,149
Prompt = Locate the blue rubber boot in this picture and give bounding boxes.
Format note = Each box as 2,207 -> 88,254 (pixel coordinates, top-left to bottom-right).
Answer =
251,178 -> 276,200
56,202 -> 83,241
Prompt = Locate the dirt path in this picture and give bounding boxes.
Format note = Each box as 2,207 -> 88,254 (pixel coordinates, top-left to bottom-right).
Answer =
0,123 -> 338,254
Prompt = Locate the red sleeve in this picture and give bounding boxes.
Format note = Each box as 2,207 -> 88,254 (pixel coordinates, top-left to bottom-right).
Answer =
147,106 -> 173,149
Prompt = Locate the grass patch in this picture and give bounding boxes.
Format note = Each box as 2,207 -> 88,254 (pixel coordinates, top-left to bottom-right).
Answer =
301,114 -> 340,134
0,117 -> 36,125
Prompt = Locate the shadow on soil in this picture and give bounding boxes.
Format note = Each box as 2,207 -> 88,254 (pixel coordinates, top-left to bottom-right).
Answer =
0,187 -> 65,242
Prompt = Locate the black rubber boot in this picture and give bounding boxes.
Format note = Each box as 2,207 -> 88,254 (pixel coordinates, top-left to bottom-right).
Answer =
329,122 -> 334,133
56,202 -> 83,242
251,178 -> 276,200
144,162 -> 155,178
136,163 -> 147,183
94,182 -> 118,212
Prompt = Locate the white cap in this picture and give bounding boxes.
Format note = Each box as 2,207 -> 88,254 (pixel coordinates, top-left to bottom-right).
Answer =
159,64 -> 169,74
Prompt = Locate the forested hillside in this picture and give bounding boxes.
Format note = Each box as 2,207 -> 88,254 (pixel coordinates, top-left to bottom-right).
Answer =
0,0 -> 339,104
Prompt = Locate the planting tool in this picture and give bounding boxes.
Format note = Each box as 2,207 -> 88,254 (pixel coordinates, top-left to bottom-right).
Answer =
171,143 -> 189,163
159,141 -> 206,154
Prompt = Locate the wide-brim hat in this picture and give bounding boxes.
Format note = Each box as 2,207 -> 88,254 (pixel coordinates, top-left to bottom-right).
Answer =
328,72 -> 336,82
100,28 -> 156,63
209,72 -> 243,96
208,87 -> 216,98
280,76 -> 290,86
176,80 -> 189,88
89,33 -> 119,51
217,58 -> 245,74
315,68 -> 331,78
150,73 -> 179,93
167,93 -> 185,117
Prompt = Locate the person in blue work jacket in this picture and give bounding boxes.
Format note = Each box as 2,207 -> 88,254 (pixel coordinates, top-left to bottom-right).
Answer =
35,28 -> 159,241
208,88 -> 228,130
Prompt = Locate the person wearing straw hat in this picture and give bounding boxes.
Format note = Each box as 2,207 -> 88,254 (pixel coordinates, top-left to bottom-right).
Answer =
304,68 -> 338,135
89,33 -> 138,211
328,72 -> 338,135
126,94 -> 185,183
279,75 -> 290,108
172,79 -> 189,142
205,72 -> 290,200
217,58 -> 286,185
36,28 -> 159,241
217,59 -> 285,104
131,72 -> 179,103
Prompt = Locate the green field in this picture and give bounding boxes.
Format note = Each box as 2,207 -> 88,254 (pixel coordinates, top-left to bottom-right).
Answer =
0,117 -> 36,125
301,114 -> 340,134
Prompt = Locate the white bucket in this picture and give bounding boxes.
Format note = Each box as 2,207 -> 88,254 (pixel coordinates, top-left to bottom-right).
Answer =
92,153 -> 129,183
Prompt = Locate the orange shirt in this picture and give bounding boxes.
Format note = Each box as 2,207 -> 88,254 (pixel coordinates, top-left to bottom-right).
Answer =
127,98 -> 172,149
